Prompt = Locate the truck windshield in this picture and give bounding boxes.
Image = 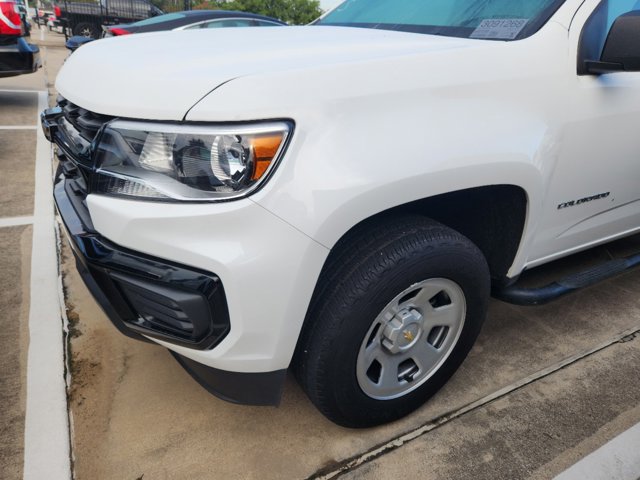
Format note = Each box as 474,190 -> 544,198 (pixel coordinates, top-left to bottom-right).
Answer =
316,0 -> 566,40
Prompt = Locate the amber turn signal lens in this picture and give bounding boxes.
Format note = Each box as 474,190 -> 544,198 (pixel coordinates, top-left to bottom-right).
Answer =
251,134 -> 283,180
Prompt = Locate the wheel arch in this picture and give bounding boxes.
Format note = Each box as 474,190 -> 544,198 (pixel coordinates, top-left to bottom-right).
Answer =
402,185 -> 528,283
319,184 -> 528,289
292,185 -> 528,380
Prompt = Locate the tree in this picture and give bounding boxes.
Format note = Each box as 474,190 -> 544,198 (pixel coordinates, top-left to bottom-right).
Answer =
208,0 -> 322,25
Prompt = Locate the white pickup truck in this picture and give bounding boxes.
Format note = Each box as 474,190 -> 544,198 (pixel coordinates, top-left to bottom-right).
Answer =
42,0 -> 640,427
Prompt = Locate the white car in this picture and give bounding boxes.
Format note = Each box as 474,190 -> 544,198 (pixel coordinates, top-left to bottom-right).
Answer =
42,0 -> 640,427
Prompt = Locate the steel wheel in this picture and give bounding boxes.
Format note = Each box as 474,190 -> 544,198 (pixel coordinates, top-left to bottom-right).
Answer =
356,278 -> 466,400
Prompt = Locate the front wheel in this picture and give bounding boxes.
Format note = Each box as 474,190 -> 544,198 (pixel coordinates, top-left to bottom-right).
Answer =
294,216 -> 490,427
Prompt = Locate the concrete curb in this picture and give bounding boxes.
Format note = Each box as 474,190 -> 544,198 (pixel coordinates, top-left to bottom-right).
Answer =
21,90 -> 72,480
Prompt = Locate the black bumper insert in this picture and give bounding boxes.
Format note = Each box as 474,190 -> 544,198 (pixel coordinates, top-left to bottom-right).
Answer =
54,179 -> 230,350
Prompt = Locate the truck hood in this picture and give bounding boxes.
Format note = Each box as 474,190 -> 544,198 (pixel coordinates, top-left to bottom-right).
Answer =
56,26 -> 480,120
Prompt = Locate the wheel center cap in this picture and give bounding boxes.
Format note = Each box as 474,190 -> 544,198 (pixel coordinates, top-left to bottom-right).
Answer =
402,325 -> 419,343
382,308 -> 423,354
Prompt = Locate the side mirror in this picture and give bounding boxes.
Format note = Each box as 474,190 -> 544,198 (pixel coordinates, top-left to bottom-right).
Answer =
585,11 -> 640,75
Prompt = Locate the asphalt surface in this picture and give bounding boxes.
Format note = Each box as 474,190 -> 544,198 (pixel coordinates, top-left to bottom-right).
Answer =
2,25 -> 640,480
0,43 -> 46,478
0,91 -> 39,125
0,129 -> 36,217
0,225 -> 31,480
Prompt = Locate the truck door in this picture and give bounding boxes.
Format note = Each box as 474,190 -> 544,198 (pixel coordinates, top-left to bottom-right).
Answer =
528,0 -> 640,265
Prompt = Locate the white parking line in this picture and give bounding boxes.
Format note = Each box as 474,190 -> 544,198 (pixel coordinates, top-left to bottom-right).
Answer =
0,89 -> 41,94
0,216 -> 34,228
22,91 -> 71,480
0,126 -> 37,130
554,422 -> 640,480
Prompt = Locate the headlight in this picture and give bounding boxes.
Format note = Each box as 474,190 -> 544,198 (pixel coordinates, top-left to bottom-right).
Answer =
92,120 -> 291,201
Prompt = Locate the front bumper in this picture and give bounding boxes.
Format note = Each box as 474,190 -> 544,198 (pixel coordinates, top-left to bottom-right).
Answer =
54,176 -> 288,405
43,100 -> 328,406
54,176 -> 287,405
47,88 -> 302,407
54,179 -> 231,350
0,36 -> 41,78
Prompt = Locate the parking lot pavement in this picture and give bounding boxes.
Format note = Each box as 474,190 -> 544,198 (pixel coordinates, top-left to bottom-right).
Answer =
340,331 -> 640,480
0,30 -> 71,479
0,129 -> 36,218
0,225 -> 32,480
0,91 -> 41,125
63,233 -> 640,480
0,87 -> 39,480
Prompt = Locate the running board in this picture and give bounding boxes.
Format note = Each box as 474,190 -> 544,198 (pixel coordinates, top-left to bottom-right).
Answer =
493,252 -> 640,306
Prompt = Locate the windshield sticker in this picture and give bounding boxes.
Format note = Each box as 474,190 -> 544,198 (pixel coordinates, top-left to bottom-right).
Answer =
470,19 -> 529,40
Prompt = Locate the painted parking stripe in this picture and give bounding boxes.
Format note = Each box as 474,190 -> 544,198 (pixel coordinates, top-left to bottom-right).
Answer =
0,89 -> 40,94
554,422 -> 640,480
22,91 -> 71,480
0,216 -> 34,228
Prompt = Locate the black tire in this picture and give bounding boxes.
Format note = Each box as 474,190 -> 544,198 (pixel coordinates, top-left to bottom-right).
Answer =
293,215 -> 490,428
73,22 -> 99,38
